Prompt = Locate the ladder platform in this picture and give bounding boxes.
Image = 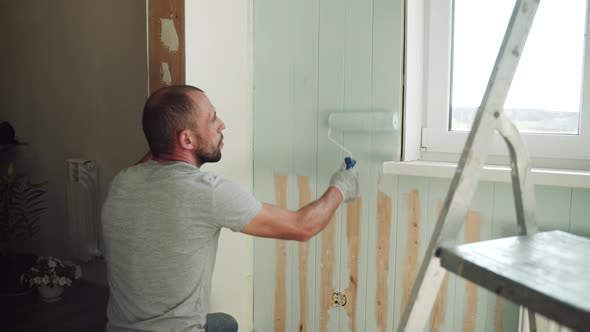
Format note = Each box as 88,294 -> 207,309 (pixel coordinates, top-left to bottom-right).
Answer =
437,230 -> 590,330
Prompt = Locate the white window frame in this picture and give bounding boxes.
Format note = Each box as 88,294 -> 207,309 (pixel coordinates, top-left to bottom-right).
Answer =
403,0 -> 590,165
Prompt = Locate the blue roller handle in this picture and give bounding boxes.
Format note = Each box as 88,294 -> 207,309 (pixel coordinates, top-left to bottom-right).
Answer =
344,157 -> 356,170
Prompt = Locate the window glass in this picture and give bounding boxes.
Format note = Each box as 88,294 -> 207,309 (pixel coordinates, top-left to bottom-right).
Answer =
451,0 -> 586,134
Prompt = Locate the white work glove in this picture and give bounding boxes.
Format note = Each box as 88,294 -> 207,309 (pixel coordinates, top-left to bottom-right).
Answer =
329,160 -> 359,203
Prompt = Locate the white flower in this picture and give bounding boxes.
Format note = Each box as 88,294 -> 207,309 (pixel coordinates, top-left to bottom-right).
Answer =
21,256 -> 82,289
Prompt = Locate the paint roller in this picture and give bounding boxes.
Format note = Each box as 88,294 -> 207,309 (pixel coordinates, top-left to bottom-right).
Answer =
328,111 -> 399,169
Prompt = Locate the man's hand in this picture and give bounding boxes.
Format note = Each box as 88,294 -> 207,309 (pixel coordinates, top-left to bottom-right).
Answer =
329,160 -> 359,203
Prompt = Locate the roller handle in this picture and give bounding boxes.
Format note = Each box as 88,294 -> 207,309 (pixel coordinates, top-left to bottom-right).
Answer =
344,157 -> 356,170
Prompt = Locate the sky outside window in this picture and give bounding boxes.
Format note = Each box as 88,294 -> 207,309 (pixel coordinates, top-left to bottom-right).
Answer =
451,0 -> 586,134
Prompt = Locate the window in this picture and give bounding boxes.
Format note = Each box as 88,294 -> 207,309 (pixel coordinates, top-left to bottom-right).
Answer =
406,0 -> 590,163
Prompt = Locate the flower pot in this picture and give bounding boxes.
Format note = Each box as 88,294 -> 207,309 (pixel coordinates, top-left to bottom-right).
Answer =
37,285 -> 64,303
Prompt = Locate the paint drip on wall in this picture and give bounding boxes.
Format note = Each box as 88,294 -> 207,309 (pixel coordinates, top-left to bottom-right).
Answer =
160,18 -> 179,52
160,62 -> 172,86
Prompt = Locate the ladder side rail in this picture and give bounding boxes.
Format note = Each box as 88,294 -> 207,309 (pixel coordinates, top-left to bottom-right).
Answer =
496,113 -> 539,236
396,1 -> 541,331
497,112 -> 539,332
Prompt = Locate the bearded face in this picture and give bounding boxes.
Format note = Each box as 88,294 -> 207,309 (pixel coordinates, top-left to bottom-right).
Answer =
194,132 -> 223,163
186,91 -> 226,166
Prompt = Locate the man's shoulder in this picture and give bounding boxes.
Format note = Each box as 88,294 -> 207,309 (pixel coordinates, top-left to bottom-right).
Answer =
120,161 -> 200,178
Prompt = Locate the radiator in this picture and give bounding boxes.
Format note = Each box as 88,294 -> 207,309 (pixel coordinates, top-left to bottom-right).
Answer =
66,159 -> 102,261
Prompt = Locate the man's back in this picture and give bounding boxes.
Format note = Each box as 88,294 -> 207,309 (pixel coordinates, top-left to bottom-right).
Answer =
101,160 -> 260,331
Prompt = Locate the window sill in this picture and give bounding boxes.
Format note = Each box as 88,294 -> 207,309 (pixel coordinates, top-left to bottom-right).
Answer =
382,161 -> 590,189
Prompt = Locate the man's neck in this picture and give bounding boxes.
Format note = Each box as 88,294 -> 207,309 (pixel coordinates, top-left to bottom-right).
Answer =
152,151 -> 202,167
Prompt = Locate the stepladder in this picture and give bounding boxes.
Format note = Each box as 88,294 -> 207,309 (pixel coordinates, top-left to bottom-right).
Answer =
396,0 -> 541,331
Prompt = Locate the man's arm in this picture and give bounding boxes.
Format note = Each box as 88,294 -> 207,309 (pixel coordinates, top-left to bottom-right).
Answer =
241,161 -> 359,241
240,186 -> 344,241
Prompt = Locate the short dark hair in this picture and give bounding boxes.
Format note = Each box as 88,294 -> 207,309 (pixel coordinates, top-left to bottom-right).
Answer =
142,85 -> 204,157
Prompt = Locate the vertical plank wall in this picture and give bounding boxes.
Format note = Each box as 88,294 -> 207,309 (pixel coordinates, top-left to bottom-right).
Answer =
253,0 -> 402,330
252,1 -> 590,332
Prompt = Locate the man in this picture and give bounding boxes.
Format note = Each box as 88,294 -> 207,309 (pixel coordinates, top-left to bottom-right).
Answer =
101,85 -> 359,332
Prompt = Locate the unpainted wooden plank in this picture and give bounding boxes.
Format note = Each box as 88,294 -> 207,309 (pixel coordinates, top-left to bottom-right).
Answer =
338,142 -> 369,332
451,182 -> 494,332
430,273 -> 450,332
375,190 -> 393,332
297,176 -> 312,332
393,176 -> 428,331
253,0 -> 318,330
316,0 -> 347,329
291,0 -> 320,325
337,141 -> 370,332
425,178 -> 455,332
286,177 -> 297,332
337,0 -> 374,329
422,179 -> 494,332
344,197 -> 362,332
488,227 -> 510,332
401,189 -> 421,313
274,174 -> 288,332
263,0 -> 297,328
493,293 -> 504,332
488,183 -> 519,332
366,174 -> 399,332
320,215 -> 337,332
276,239 -> 287,332
428,182 -> 494,331
148,0 -> 184,93
367,0 -> 403,331
462,211 -> 481,332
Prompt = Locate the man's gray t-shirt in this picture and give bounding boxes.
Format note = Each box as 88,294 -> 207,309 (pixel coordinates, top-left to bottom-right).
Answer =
101,160 -> 261,332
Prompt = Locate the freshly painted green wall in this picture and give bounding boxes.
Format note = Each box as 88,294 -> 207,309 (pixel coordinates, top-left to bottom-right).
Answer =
252,0 -> 590,331
253,0 -> 401,329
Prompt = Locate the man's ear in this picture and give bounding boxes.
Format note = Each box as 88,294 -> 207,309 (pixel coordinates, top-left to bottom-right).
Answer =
178,129 -> 195,149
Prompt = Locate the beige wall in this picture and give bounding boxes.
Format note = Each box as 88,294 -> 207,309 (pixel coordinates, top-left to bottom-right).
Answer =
185,0 -> 254,330
0,1 -> 148,257
1,1 -> 256,329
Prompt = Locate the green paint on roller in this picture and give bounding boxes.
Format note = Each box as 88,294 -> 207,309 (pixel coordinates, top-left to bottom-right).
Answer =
327,111 -> 399,158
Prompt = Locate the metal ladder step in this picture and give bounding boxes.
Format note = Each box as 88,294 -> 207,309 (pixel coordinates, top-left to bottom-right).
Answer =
438,230 -> 590,331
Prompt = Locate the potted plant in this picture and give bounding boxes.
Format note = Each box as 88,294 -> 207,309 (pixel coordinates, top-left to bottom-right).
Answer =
21,256 -> 82,303
0,162 -> 47,243
0,162 -> 47,294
